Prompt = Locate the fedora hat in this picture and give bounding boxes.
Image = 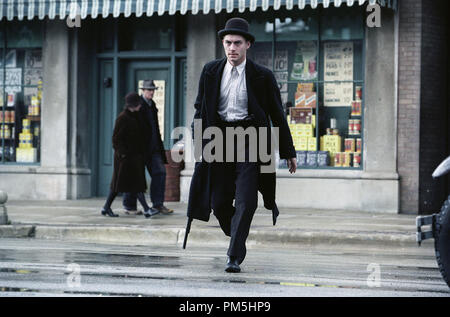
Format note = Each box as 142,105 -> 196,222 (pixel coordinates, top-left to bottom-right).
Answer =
125,92 -> 142,108
218,17 -> 255,43
139,79 -> 158,90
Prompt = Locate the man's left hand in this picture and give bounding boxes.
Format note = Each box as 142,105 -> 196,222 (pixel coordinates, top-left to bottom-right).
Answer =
287,157 -> 297,174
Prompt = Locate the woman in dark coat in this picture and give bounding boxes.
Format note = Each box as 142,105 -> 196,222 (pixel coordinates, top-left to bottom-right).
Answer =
101,92 -> 152,217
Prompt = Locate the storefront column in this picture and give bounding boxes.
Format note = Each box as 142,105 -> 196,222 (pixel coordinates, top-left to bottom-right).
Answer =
361,7 -> 400,211
40,21 -> 91,199
66,23 -> 93,199
180,13 -> 217,202
41,20 -> 69,169
35,20 -> 72,199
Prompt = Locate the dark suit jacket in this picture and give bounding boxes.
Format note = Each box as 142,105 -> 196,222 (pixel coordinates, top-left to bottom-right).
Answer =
187,58 -> 296,225
139,96 -> 168,164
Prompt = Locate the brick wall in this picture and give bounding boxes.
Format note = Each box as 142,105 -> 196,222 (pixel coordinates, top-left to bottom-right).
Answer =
397,0 -> 422,213
419,0 -> 449,213
397,0 -> 449,214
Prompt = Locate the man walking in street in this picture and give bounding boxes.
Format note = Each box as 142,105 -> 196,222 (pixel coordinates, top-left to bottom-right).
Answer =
123,80 -> 174,217
187,18 -> 297,273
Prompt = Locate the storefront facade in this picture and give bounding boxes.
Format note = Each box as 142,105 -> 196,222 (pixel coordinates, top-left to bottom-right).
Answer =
181,1 -> 401,213
1,0 -> 448,214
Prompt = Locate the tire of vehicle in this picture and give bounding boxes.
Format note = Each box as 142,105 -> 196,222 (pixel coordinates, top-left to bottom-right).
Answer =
435,195 -> 450,288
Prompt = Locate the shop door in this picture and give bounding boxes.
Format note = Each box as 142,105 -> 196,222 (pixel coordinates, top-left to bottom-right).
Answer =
97,60 -> 115,197
121,61 -> 171,147
96,60 -> 171,196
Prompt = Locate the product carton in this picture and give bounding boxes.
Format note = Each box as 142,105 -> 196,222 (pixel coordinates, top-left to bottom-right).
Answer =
290,107 -> 312,124
320,135 -> 342,154
296,151 -> 307,167
307,137 -> 317,151
297,83 -> 314,92
295,91 -> 317,108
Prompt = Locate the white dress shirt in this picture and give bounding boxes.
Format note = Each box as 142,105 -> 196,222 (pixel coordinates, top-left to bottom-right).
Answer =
218,59 -> 248,122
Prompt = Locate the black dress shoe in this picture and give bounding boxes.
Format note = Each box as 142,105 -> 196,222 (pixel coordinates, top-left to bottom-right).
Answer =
101,208 -> 119,217
225,257 -> 241,273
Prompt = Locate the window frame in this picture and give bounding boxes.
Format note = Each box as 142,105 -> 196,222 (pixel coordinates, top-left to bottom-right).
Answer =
242,6 -> 366,170
0,20 -> 44,166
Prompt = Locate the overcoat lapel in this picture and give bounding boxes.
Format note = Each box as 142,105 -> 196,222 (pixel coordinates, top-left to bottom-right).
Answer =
245,60 -> 266,126
204,58 -> 227,126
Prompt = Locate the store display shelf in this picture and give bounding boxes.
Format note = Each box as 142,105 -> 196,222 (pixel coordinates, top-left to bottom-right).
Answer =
26,115 -> 41,122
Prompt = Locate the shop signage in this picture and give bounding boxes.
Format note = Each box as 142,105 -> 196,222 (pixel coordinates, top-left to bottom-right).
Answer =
324,41 -> 353,107
274,50 -> 288,105
0,68 -> 22,94
289,41 -> 318,81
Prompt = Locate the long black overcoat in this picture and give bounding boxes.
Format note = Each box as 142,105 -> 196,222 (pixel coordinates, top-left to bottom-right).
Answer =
187,58 -> 296,226
110,109 -> 147,193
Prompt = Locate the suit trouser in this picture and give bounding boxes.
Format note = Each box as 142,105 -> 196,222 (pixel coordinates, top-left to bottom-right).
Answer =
123,152 -> 166,210
210,120 -> 259,264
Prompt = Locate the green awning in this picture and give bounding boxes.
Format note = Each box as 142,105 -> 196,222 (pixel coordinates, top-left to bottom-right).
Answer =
1,0 -> 397,21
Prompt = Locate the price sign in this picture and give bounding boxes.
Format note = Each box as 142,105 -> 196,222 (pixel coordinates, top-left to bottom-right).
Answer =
324,42 -> 354,107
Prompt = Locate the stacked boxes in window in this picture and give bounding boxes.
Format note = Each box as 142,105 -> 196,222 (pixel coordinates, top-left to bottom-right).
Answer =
297,151 -> 328,167
334,138 -> 362,168
332,139 -> 362,168
320,135 -> 342,166
289,123 -> 314,151
317,151 -> 330,167
296,151 -> 307,167
16,118 -> 37,163
306,151 -> 318,167
334,152 -> 353,167
295,83 -> 316,108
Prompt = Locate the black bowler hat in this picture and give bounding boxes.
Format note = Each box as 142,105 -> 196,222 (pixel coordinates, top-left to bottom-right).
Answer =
218,17 -> 255,43
125,92 -> 142,108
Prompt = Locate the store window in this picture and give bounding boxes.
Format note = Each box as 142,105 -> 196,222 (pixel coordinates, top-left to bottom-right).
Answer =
0,21 -> 43,164
118,16 -> 173,51
99,16 -> 186,52
244,6 -> 364,169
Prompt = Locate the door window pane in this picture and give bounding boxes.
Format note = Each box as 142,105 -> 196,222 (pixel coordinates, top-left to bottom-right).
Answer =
6,21 -> 43,48
275,14 -> 319,42
321,6 -> 365,40
98,18 -> 115,53
118,16 -> 173,51
247,18 -> 274,70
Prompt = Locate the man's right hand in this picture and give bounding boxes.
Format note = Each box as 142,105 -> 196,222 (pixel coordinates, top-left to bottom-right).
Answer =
287,157 -> 297,174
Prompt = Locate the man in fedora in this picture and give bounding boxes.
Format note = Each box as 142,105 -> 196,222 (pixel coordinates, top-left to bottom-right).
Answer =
186,17 -> 297,273
122,79 -> 174,217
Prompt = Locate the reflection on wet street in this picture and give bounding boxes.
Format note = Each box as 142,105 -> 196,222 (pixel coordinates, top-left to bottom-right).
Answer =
0,238 -> 448,297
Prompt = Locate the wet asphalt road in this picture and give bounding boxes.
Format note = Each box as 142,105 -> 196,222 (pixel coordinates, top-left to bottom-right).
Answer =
0,238 -> 448,297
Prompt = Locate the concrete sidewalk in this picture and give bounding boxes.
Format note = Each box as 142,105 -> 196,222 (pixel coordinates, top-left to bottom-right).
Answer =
0,198 -> 432,250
